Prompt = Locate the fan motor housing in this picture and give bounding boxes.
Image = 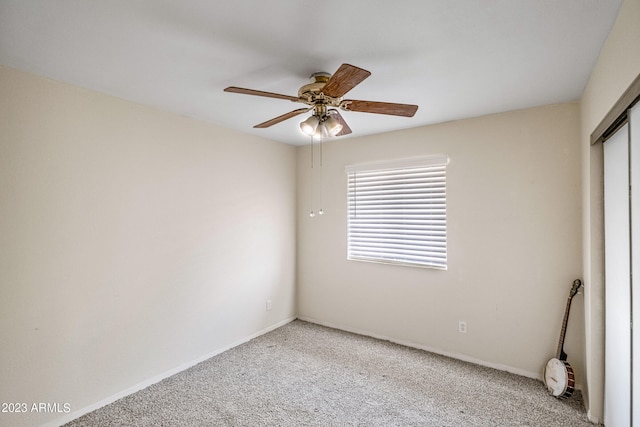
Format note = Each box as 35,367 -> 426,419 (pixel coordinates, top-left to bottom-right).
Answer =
298,72 -> 341,107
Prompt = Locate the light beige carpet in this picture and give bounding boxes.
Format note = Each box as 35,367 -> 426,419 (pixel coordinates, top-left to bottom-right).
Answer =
64,320 -> 597,426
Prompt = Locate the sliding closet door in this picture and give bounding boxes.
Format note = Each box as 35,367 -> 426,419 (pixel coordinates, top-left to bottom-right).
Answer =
631,105 -> 639,427
604,123 -> 631,427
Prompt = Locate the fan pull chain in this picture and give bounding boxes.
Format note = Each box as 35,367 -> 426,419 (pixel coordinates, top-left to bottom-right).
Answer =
309,134 -> 315,217
318,133 -> 324,215
308,132 -> 325,218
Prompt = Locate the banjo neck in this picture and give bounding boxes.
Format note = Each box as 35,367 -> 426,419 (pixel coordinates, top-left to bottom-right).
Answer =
555,279 -> 582,361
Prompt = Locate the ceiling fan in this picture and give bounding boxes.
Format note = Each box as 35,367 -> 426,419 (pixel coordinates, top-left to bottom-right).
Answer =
224,63 -> 418,138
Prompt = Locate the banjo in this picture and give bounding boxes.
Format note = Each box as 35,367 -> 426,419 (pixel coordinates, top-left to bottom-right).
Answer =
543,279 -> 582,399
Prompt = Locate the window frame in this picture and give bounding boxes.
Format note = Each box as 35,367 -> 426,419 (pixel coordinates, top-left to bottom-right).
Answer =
346,155 -> 448,270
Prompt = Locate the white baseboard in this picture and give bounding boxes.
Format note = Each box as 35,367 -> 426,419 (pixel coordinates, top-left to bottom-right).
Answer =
586,409 -> 602,425
297,316 -> 545,384
43,316 -> 296,427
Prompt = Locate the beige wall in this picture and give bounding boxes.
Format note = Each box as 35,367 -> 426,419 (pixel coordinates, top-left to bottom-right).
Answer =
297,103 -> 584,382
0,66 -> 297,427
580,0 -> 640,421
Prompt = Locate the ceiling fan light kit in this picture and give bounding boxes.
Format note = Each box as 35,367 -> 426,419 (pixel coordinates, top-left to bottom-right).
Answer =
224,63 -> 419,139
300,108 -> 343,137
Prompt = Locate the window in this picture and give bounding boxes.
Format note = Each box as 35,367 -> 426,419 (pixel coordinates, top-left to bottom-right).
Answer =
346,155 -> 448,269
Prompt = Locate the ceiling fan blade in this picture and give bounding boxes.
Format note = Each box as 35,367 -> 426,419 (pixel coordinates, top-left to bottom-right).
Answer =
224,86 -> 300,102
254,107 -> 312,128
322,64 -> 371,98
329,109 -> 352,136
342,100 -> 418,117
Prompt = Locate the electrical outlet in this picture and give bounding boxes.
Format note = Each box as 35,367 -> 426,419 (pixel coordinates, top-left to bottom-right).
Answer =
458,321 -> 467,334
266,300 -> 272,311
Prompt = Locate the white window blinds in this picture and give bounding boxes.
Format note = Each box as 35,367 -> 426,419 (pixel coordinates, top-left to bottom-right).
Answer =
346,156 -> 448,269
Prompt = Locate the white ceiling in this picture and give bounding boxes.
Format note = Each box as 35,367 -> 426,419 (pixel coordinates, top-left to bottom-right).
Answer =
0,0 -> 623,145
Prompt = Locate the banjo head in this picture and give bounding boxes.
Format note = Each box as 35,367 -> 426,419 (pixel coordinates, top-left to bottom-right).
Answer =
544,358 -> 575,399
